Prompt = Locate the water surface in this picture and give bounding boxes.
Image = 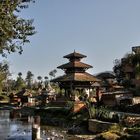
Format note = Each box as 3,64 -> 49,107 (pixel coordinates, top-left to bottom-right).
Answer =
0,110 -> 85,140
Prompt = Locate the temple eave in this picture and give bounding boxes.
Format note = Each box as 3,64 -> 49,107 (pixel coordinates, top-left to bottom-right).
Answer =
51,72 -> 100,82
57,61 -> 93,69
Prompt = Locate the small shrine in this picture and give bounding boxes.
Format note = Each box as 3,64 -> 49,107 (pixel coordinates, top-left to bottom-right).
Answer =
52,51 -> 100,100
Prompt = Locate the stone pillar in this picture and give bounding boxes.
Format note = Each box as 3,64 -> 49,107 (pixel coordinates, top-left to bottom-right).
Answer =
32,116 -> 41,140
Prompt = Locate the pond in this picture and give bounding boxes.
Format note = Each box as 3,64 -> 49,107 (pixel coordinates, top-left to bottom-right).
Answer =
0,110 -> 86,140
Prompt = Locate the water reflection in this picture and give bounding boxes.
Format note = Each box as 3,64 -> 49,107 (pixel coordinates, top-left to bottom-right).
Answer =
0,110 -> 31,140
0,110 -> 80,140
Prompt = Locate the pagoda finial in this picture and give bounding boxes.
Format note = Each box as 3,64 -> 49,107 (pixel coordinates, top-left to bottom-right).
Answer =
74,49 -> 75,53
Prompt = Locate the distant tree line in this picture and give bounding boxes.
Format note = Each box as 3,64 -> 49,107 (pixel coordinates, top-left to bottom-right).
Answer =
2,69 -> 57,93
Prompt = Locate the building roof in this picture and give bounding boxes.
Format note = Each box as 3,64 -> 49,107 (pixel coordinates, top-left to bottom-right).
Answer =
16,89 -> 29,97
96,71 -> 116,79
63,51 -> 86,59
57,61 -> 92,69
52,72 -> 100,82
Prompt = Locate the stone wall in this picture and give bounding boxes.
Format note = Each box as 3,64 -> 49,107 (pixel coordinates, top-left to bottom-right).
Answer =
88,119 -> 117,133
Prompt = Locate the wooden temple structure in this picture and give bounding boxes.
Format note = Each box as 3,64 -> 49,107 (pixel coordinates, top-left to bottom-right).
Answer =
52,51 -> 100,100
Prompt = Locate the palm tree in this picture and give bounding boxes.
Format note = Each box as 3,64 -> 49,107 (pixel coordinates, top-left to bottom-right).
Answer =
18,72 -> 22,78
37,76 -> 42,82
49,69 -> 57,79
44,76 -> 48,80
37,76 -> 42,88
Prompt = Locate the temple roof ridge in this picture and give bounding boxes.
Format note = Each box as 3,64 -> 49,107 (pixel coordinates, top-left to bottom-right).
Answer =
63,51 -> 86,59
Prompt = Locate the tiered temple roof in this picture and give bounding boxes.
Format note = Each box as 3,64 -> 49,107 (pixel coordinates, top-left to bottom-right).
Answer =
52,51 -> 100,87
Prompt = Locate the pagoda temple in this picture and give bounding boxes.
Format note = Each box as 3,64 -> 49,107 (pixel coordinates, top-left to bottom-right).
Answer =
52,51 -> 100,99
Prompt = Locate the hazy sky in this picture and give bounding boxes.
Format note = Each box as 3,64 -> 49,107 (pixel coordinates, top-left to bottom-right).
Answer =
6,0 -> 140,79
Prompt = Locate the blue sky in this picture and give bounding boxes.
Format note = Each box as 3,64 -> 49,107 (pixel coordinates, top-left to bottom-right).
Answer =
6,0 -> 140,79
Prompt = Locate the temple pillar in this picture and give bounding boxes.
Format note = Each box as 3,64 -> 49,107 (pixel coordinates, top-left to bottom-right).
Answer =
59,87 -> 63,97
96,87 -> 100,106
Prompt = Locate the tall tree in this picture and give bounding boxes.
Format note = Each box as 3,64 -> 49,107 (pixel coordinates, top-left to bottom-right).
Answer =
113,52 -> 140,88
113,59 -> 124,84
0,0 -> 36,57
15,72 -> 25,90
0,61 -> 9,92
37,76 -> 42,88
44,76 -> 48,88
26,71 -> 34,89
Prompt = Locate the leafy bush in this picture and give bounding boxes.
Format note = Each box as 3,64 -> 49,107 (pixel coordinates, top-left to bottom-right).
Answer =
96,106 -> 111,121
66,101 -> 74,109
